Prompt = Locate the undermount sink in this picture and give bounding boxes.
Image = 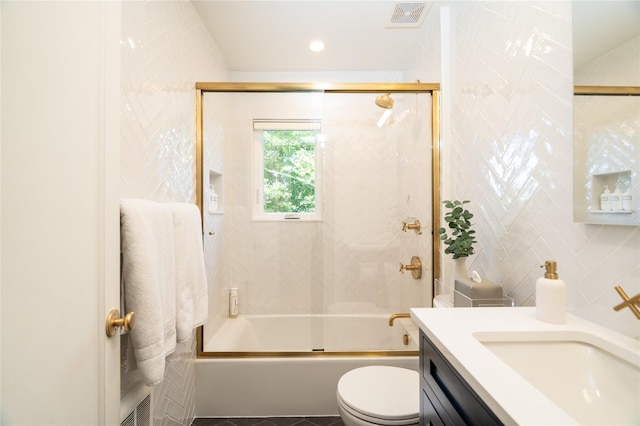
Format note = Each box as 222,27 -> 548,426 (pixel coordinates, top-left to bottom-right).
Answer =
474,331 -> 640,425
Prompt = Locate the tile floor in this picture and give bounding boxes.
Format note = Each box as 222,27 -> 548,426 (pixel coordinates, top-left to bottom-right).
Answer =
192,417 -> 344,426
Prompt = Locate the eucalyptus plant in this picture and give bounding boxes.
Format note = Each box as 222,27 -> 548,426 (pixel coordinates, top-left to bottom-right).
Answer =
438,200 -> 477,259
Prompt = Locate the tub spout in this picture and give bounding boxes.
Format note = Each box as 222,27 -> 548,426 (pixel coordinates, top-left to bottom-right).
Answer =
388,313 -> 411,326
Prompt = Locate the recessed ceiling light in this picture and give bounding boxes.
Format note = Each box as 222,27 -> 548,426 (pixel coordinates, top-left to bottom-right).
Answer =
309,40 -> 325,52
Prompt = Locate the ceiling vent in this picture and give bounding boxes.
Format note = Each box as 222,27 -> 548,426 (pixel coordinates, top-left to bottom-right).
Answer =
386,2 -> 430,28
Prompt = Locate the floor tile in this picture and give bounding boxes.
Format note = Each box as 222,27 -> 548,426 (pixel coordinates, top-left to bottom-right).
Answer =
192,418 -> 343,426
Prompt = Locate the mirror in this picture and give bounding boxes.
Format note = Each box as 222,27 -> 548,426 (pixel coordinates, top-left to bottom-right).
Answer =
572,1 -> 640,226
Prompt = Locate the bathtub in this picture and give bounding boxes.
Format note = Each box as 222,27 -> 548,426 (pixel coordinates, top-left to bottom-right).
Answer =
195,314 -> 419,417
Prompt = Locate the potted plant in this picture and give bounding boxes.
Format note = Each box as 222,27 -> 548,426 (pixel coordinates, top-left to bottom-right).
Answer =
438,199 -> 477,258
438,200 -> 477,281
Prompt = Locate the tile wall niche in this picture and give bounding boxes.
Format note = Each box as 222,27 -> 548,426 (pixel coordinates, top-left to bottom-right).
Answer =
406,1 -> 639,338
120,1 -> 229,425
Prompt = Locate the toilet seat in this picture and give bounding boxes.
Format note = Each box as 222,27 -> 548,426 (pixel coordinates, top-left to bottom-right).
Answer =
337,366 -> 419,425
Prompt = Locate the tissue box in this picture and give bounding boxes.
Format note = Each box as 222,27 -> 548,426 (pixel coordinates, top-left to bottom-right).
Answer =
454,278 -> 503,307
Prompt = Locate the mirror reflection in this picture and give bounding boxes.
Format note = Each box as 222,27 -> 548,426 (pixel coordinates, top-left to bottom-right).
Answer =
572,1 -> 640,225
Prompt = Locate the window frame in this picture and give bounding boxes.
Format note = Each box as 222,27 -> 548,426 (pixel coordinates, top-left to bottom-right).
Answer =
251,119 -> 324,221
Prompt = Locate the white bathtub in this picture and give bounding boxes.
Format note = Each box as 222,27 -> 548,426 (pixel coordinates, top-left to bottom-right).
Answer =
203,314 -> 418,352
195,314 -> 419,417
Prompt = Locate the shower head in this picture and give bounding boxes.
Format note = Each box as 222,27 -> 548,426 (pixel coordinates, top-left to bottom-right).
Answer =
375,93 -> 394,109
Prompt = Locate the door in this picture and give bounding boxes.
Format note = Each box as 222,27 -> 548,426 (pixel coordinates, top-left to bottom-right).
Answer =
1,2 -> 121,424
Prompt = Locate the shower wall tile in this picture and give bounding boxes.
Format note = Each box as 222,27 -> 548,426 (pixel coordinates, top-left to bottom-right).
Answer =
407,1 -> 639,338
204,92 -> 432,322
120,1 -> 229,424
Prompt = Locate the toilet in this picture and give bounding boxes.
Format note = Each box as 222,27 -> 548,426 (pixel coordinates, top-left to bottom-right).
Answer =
336,366 -> 419,426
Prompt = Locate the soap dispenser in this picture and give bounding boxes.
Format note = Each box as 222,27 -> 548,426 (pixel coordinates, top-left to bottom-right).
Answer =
600,186 -> 611,211
611,184 -> 623,210
536,261 -> 566,324
622,186 -> 632,211
208,184 -> 218,214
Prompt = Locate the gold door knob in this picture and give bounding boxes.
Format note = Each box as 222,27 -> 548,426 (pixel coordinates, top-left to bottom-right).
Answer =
105,309 -> 135,337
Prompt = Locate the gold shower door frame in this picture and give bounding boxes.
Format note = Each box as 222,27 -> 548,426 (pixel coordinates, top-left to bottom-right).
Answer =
195,82 -> 441,357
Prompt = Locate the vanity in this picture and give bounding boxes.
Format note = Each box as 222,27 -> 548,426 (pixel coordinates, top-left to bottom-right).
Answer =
411,307 -> 640,425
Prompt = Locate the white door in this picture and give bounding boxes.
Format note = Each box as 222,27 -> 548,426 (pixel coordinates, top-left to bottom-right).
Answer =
1,2 -> 121,425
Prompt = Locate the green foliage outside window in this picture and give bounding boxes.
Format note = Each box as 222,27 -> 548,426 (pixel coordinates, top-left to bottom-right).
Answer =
263,130 -> 316,213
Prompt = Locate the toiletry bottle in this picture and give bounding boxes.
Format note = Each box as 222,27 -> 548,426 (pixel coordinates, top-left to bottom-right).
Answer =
536,261 -> 566,324
229,287 -> 238,318
622,187 -> 632,211
600,186 -> 611,211
208,184 -> 218,213
611,184 -> 623,210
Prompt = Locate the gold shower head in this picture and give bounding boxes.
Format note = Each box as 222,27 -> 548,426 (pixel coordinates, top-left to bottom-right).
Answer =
375,93 -> 394,109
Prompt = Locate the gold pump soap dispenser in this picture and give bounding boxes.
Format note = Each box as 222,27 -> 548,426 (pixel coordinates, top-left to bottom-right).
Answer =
536,261 -> 566,324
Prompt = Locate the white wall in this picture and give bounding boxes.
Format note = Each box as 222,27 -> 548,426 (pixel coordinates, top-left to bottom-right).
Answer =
408,1 -> 639,338
119,1 -> 229,424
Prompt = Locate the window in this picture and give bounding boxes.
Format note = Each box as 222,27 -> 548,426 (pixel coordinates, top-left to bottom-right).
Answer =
252,120 -> 323,220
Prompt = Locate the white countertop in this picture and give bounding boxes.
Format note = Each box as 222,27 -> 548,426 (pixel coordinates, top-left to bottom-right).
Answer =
410,307 -> 640,425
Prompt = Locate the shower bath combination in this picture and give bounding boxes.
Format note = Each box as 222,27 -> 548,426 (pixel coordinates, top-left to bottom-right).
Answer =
195,82 -> 441,357
193,81 -> 442,416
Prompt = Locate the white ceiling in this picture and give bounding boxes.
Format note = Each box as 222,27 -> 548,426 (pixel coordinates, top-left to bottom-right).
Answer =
191,1 -> 434,72
573,1 -> 640,69
191,1 -> 640,73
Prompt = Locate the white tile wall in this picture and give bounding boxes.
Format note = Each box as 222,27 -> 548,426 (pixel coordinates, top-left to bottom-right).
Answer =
120,1 -> 229,424
407,1 -> 639,338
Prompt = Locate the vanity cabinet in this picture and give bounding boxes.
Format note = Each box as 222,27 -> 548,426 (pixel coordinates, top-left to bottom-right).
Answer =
420,331 -> 503,426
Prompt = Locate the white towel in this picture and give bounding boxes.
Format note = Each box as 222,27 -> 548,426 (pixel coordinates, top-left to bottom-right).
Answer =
120,199 -> 176,386
170,203 -> 209,343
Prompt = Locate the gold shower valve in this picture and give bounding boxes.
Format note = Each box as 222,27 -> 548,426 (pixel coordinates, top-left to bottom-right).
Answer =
399,256 -> 422,279
402,219 -> 422,235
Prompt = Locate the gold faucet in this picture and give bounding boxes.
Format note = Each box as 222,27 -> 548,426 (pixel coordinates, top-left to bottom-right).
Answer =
613,286 -> 640,319
399,256 -> 422,279
402,219 -> 422,235
389,313 -> 411,326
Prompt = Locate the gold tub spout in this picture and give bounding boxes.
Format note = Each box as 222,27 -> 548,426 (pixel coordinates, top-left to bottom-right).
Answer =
389,313 -> 411,326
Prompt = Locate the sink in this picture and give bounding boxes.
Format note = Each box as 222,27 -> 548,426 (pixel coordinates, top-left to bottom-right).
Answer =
475,331 -> 640,425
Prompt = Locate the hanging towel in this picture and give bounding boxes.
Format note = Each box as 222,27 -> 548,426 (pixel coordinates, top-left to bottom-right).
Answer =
120,199 -> 176,386
169,203 -> 209,343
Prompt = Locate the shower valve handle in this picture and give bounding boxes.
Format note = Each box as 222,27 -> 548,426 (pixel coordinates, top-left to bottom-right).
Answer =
399,256 -> 423,280
402,220 -> 422,235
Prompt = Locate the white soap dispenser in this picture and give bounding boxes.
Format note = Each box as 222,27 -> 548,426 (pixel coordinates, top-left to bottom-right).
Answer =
622,186 -> 633,211
600,186 -> 611,211
208,184 -> 218,214
536,261 -> 566,324
611,184 -> 623,211
229,287 -> 238,318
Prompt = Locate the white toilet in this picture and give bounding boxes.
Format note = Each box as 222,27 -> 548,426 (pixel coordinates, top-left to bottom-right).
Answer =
336,366 -> 419,426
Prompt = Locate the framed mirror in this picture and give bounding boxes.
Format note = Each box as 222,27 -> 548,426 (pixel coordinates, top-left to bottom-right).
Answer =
573,1 -> 640,225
